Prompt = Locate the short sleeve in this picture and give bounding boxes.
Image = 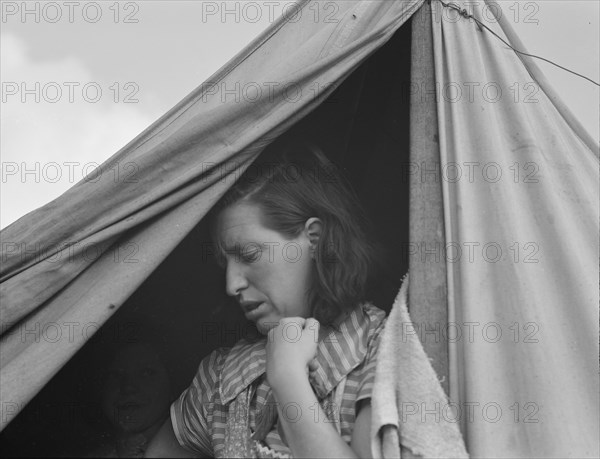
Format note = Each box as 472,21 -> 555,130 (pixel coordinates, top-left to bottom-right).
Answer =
354,316 -> 387,405
170,348 -> 228,456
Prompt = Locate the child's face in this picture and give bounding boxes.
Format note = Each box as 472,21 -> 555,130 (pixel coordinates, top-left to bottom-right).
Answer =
215,202 -> 317,335
101,343 -> 171,434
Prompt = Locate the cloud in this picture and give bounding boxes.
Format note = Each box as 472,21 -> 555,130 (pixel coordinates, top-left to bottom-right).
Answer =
1,33 -> 157,229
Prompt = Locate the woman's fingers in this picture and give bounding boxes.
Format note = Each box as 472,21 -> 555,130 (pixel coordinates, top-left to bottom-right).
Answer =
304,317 -> 319,331
278,316 -> 306,327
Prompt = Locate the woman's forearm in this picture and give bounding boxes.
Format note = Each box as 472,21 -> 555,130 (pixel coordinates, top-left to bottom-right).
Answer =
271,372 -> 358,459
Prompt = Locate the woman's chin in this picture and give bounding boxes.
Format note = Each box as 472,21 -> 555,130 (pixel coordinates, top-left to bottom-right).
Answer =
255,318 -> 280,335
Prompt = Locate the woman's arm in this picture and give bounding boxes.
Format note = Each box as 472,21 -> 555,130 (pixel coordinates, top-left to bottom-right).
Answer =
352,402 -> 374,458
144,418 -> 200,458
272,375 -> 372,458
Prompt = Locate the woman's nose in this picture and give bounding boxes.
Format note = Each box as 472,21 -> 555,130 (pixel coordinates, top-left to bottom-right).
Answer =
225,262 -> 248,297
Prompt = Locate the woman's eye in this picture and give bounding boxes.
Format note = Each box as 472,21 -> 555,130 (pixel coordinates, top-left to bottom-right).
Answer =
241,250 -> 261,263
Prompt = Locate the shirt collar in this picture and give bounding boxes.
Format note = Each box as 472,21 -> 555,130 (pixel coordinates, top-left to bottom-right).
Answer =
220,303 -> 385,404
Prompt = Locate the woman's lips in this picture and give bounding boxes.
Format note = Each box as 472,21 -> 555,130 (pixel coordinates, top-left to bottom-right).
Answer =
244,302 -> 265,321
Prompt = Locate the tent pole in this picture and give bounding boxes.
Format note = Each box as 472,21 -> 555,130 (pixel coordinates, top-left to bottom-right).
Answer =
408,3 -> 449,395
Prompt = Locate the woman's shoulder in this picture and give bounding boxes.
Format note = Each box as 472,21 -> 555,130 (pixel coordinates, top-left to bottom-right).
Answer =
208,337 -> 265,367
359,302 -> 388,338
346,302 -> 386,363
191,346 -> 232,393
198,346 -> 231,370
200,334 -> 265,365
194,339 -> 267,399
360,302 -> 387,323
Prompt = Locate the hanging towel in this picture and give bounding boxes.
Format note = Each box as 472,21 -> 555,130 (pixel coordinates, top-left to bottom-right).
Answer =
371,275 -> 469,459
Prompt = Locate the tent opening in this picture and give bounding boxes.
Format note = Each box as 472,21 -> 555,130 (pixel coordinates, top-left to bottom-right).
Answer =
0,20 -> 414,457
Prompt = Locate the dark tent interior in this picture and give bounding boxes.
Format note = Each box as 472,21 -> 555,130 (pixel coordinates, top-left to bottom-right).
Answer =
0,21 -> 414,457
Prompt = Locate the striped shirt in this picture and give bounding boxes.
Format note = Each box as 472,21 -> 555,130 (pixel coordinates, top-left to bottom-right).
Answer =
171,303 -> 386,457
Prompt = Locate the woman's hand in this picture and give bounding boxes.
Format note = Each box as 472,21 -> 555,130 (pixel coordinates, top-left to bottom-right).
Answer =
265,317 -> 319,389
264,316 -> 364,458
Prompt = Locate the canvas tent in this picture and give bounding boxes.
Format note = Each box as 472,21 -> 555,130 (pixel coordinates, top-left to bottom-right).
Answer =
1,0 -> 598,457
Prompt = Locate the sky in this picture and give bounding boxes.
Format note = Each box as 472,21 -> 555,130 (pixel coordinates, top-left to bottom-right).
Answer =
1,0 -> 599,229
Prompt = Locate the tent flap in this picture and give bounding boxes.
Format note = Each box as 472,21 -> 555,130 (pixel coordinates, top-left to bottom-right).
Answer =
431,1 -> 599,456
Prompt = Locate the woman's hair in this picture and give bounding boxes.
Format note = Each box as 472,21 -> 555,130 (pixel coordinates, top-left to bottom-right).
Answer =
209,142 -> 377,326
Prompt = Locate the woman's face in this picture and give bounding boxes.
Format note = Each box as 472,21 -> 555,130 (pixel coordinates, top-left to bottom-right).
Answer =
101,343 -> 172,434
215,202 -> 320,335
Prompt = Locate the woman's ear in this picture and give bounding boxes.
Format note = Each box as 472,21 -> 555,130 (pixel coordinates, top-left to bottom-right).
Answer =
304,218 -> 322,255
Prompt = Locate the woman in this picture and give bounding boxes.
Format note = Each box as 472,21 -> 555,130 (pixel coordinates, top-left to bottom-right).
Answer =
146,144 -> 385,458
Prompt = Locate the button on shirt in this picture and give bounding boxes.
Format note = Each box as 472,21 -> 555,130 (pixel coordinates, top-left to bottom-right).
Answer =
171,303 -> 386,457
